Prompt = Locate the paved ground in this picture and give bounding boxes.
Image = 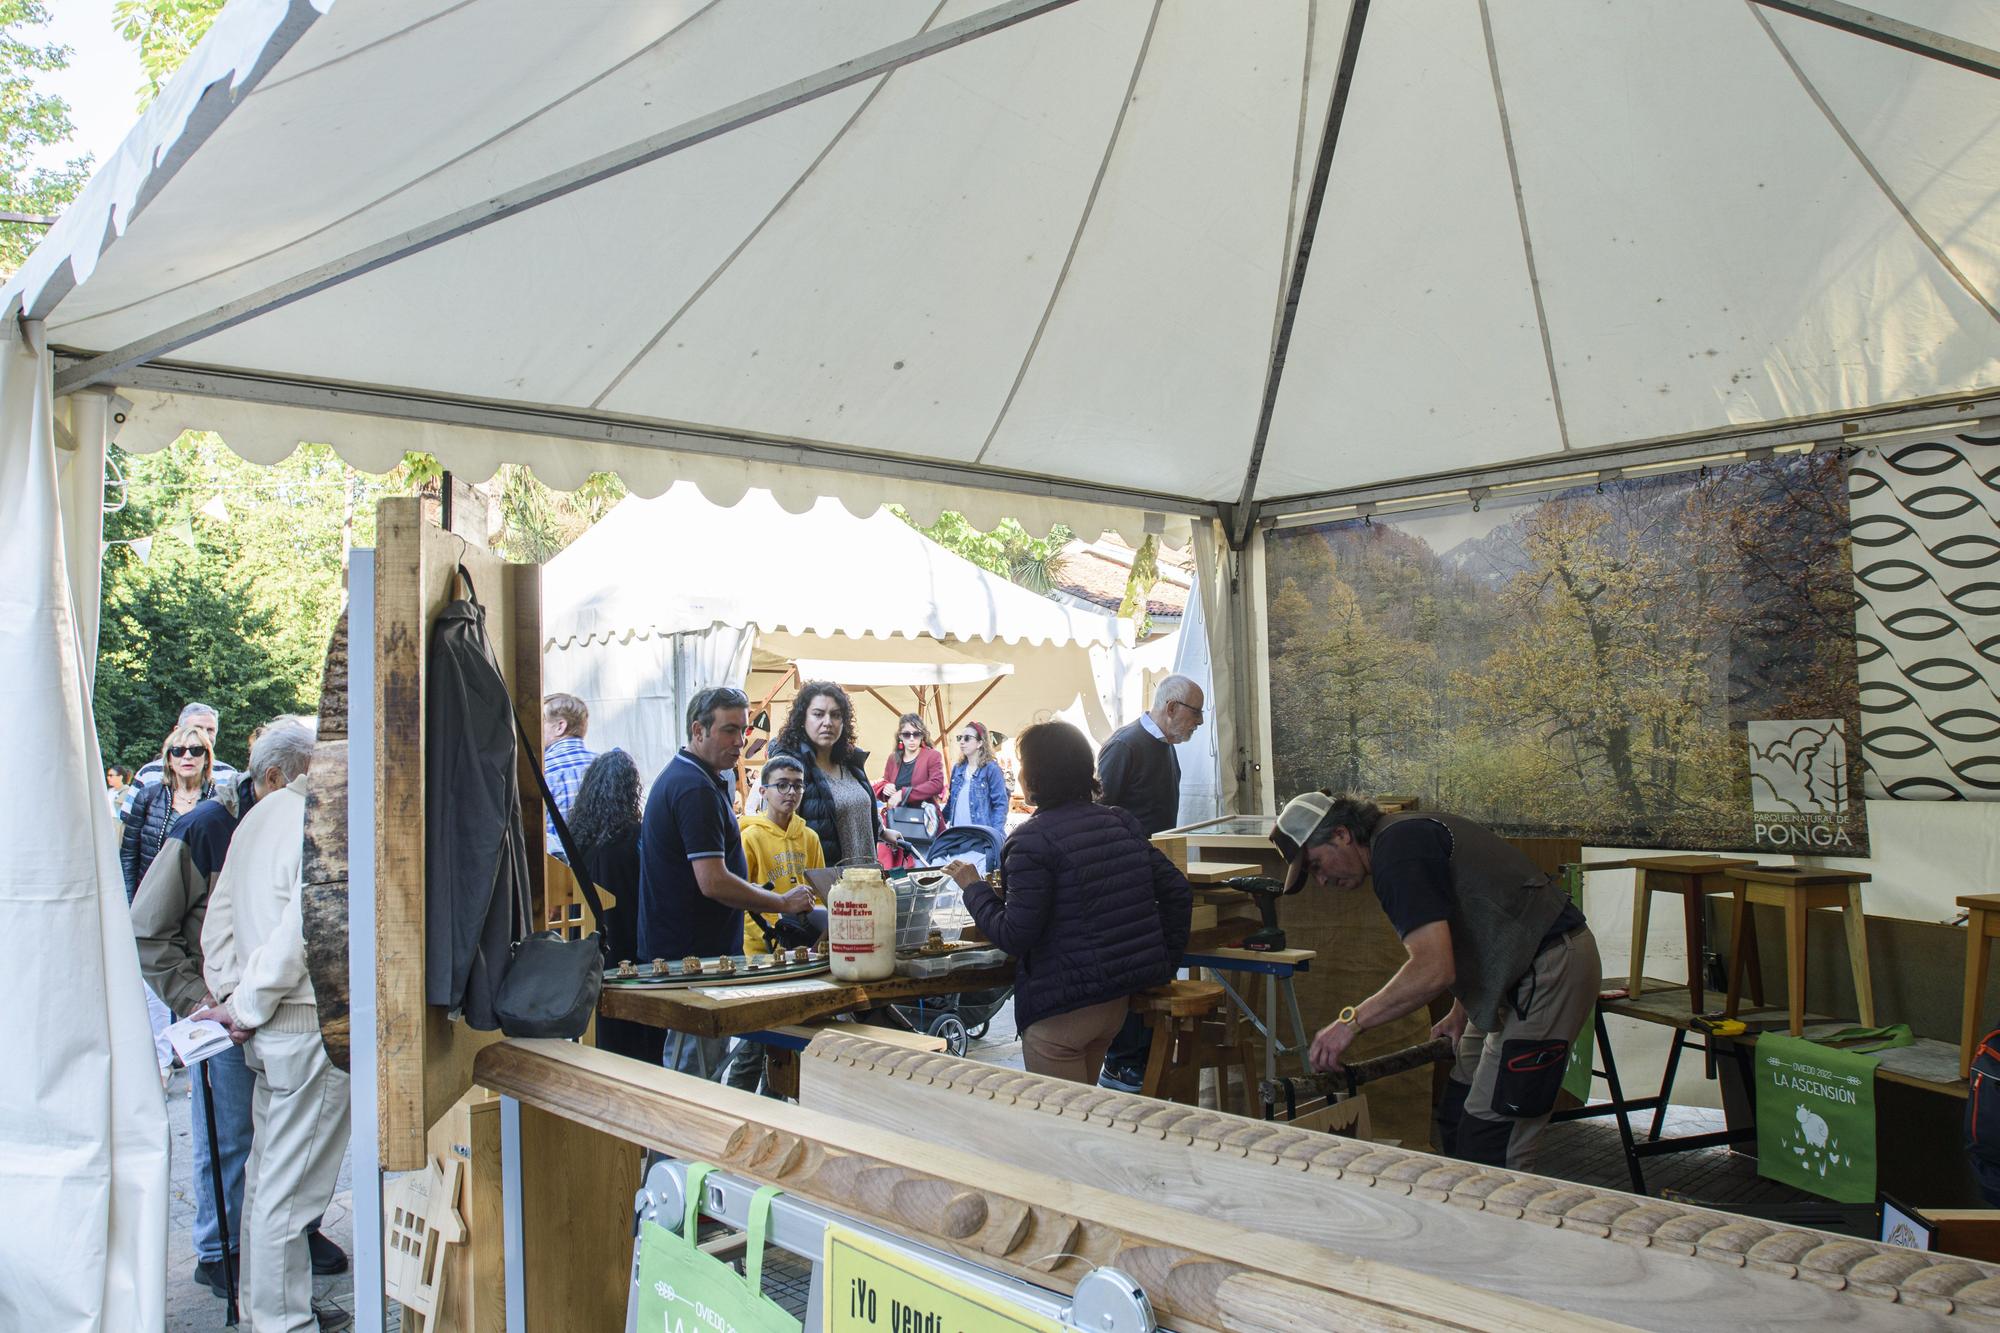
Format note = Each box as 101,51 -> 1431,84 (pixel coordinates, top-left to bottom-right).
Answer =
163,991 -> 1818,1328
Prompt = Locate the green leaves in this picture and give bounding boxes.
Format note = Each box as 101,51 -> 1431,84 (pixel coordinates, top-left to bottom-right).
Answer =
0,0 -> 89,273
112,0 -> 223,107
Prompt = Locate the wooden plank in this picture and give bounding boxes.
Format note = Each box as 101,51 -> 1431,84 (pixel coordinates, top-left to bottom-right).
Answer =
598,965 -> 1017,1039
769,1021 -> 947,1052
1185,860 -> 1260,883
302,611 -> 351,1068
799,1033 -> 1996,1330
475,1039 -> 1619,1333
425,1091 -> 504,1333
520,1103 -> 642,1332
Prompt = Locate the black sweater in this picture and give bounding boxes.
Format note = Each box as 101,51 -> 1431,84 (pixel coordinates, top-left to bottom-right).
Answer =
1096,719 -> 1182,837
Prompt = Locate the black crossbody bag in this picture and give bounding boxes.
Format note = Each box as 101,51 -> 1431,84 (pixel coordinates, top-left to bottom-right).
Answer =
455,565 -> 611,1039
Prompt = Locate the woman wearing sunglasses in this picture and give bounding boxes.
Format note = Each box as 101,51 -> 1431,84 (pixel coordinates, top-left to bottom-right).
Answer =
943,720 -> 1010,849
874,713 -> 945,870
121,723 -> 217,901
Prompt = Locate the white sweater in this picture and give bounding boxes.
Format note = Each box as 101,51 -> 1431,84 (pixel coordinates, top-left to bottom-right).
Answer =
202,776 -> 317,1032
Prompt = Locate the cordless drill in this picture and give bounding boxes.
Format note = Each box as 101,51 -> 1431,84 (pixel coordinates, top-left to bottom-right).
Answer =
1225,876 -> 1292,952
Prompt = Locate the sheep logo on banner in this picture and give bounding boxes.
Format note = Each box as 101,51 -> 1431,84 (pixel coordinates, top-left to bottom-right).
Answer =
1747,719 -> 1855,851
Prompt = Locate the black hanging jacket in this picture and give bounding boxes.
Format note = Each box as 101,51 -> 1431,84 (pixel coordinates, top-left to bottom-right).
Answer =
424,587 -> 530,1031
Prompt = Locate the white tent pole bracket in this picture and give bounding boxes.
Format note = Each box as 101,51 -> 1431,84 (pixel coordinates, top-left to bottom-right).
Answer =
1747,1 -> 2000,80
52,0 -> 1083,396
70,354 -> 1222,520
1257,389 -> 2000,525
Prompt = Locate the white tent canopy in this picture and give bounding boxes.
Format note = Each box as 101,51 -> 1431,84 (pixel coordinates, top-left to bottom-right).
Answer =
15,0 -> 1999,536
541,484 -> 1129,779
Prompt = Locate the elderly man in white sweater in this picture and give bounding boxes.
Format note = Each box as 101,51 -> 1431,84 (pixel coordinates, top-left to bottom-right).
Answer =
202,717 -> 346,1333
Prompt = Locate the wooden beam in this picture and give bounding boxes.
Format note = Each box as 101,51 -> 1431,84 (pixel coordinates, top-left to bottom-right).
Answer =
473,1038 -> 1613,1333
943,675 -> 1006,737
800,1033 -> 2000,1326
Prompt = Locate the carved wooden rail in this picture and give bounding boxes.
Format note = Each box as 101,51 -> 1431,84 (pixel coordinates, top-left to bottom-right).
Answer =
472,1039 -> 1627,1333
803,1031 -> 2000,1326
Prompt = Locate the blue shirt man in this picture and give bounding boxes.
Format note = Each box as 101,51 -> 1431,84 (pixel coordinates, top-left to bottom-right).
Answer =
541,694 -> 598,860
637,686 -> 814,1075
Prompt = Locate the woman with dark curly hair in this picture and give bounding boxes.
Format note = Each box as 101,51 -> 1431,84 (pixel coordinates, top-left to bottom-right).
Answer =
768,681 -> 880,868
944,721 -> 1192,1083
565,748 -> 661,1064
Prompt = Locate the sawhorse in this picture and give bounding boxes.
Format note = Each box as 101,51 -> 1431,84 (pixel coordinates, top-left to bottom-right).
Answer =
1182,946 -> 1315,1085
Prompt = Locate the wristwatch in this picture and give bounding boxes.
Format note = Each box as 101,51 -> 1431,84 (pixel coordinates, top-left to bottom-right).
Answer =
1336,1005 -> 1360,1029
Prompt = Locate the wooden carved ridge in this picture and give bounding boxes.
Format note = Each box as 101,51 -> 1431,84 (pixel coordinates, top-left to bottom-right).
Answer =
804,1032 -> 2000,1320
474,1039 -> 1602,1333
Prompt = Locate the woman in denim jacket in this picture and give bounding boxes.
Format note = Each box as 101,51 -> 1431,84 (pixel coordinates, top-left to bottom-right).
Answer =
943,720 -> 1010,846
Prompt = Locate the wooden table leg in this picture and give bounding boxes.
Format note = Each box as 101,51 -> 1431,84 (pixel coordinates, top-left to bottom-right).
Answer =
1681,884 -> 1707,1015
1725,888 -> 1749,1019
1140,1016 -> 1172,1099
1964,911 -> 1994,1079
1841,885 -> 1876,1028
1785,896 -> 1808,1038
767,1046 -> 800,1099
1743,903 -> 1765,1009
1629,874 -> 1653,999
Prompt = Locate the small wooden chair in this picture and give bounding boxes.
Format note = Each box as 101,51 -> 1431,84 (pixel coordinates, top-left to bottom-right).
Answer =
1725,867 -> 1874,1037
1133,979 -> 1243,1109
1623,854 -> 1761,1014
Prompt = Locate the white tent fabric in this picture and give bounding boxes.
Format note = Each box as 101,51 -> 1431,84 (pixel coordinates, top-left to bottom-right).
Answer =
13,0 -> 1998,527
541,484 -> 1122,650
543,622 -> 756,783
794,658 -> 1011,686
0,331 -> 169,1333
1169,569 -> 1222,827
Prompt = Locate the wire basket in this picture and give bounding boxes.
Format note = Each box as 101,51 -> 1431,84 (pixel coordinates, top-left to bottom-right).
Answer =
893,872 -> 948,950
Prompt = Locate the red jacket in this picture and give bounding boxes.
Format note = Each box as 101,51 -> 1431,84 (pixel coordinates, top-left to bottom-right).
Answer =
876,745 -> 945,807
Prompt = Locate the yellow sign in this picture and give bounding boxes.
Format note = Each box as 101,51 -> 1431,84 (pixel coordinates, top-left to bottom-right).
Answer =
822,1225 -> 1064,1333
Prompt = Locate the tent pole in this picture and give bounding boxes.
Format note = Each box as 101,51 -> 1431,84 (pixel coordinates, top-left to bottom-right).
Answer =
1228,0 -> 1374,548
1748,1 -> 2000,79
54,0 -> 1085,395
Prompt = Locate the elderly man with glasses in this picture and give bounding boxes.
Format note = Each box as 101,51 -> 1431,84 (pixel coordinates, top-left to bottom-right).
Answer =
1094,673 -> 1205,1093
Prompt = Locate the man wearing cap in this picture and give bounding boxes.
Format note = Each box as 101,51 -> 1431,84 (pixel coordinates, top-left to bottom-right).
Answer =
1272,792 -> 1600,1170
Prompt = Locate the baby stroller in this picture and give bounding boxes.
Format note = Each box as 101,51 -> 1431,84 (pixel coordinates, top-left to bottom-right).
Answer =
886,824 -> 1012,1056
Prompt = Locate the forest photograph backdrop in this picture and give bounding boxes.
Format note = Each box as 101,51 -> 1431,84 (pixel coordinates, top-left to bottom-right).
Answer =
1265,453 -> 1866,853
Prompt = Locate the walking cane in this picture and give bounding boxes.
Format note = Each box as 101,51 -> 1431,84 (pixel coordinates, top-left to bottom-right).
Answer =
197,1058 -> 241,1327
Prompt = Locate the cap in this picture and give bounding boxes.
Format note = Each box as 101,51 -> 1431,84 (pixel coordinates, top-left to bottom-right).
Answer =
1270,791 -> 1334,895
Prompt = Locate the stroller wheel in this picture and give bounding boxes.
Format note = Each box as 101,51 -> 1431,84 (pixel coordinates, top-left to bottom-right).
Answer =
927,1012 -> 968,1058
965,1019 -> 990,1041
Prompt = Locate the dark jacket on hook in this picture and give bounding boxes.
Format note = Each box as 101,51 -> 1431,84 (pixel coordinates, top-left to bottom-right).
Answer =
424,585 -> 529,1031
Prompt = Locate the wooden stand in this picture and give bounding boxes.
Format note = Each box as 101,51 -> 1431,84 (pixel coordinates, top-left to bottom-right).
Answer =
1135,980 -> 1245,1110
1960,895 -> 2000,1078
1619,855 -> 1760,1014
1724,867 -> 1875,1036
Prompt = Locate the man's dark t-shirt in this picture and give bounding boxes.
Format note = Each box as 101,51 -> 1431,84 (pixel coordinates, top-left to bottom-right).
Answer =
1368,818 -> 1583,945
637,750 -> 748,960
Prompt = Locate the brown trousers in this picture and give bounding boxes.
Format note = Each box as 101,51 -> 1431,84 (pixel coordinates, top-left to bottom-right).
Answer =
1022,996 -> 1130,1083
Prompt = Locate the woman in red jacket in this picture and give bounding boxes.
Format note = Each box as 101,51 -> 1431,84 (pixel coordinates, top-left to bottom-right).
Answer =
875,712 -> 945,869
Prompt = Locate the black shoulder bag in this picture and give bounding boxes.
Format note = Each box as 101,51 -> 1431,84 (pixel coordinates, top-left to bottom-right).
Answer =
454,565 -> 611,1039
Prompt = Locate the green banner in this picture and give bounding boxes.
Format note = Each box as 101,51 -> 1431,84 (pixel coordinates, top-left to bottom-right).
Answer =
1754,1033 -> 1905,1203
635,1166 -> 800,1333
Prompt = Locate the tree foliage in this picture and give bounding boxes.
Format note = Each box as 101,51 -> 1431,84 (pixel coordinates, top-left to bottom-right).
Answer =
113,0 -> 224,106
889,507 -> 1073,591
491,464 -> 625,564
0,0 -> 89,272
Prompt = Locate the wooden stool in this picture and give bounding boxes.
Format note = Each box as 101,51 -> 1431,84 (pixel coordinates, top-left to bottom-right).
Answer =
1724,867 -> 1874,1036
1959,895 -> 2000,1077
1133,979 -> 1230,1106
1623,855 -> 1761,1014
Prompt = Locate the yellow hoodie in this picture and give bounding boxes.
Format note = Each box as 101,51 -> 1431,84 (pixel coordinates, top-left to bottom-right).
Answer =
739,811 -> 825,955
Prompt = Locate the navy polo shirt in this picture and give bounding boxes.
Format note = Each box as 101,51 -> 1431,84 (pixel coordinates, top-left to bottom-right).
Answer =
637,749 -> 748,961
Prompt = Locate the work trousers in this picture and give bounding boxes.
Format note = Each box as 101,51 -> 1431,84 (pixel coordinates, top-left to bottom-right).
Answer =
189,1042 -> 254,1263
718,1037 -> 774,1095
1434,926 -> 1601,1172
243,1029 -> 351,1333
1023,997 -> 1130,1083
663,1031 -> 728,1080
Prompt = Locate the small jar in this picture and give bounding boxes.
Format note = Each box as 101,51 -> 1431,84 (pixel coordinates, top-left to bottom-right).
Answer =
827,867 -> 897,981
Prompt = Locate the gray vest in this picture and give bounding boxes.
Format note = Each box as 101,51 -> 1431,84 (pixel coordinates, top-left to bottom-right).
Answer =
1376,812 -> 1572,1030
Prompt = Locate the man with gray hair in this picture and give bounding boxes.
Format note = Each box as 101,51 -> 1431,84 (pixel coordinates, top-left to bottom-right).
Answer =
202,716 -> 352,1332
1095,673 -> 1205,1092
135,701 -> 240,786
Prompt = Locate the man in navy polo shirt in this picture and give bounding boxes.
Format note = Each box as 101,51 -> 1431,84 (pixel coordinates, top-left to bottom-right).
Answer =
639,685 -> 815,1076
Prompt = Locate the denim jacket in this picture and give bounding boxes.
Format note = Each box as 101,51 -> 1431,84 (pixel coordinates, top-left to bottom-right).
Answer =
945,760 -> 1009,839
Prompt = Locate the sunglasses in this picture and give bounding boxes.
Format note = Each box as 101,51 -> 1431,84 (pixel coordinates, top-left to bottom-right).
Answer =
956,733 -> 981,743
765,780 -> 805,793
898,730 -> 923,739
168,745 -> 208,759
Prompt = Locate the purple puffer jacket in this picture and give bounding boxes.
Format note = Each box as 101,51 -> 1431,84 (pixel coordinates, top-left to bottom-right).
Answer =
964,801 -> 1193,1034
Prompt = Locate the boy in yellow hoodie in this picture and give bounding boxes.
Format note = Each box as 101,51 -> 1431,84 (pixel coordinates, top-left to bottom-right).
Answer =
739,754 -> 825,956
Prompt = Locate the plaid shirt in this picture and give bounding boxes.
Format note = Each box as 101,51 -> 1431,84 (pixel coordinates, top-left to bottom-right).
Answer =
543,737 -> 598,859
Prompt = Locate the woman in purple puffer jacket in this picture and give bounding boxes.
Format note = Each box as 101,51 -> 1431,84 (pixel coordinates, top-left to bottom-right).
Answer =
945,720 -> 1193,1083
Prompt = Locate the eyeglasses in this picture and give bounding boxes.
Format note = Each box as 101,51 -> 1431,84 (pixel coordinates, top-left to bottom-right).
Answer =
168,745 -> 208,759
766,780 -> 805,793
1169,701 -> 1205,722
898,730 -> 923,739
956,733 -> 980,743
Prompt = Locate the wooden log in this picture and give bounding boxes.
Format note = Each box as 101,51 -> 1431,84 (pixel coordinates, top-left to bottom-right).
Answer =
302,610 -> 350,1069
799,1031 -> 2000,1328
474,1038 -> 1618,1333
